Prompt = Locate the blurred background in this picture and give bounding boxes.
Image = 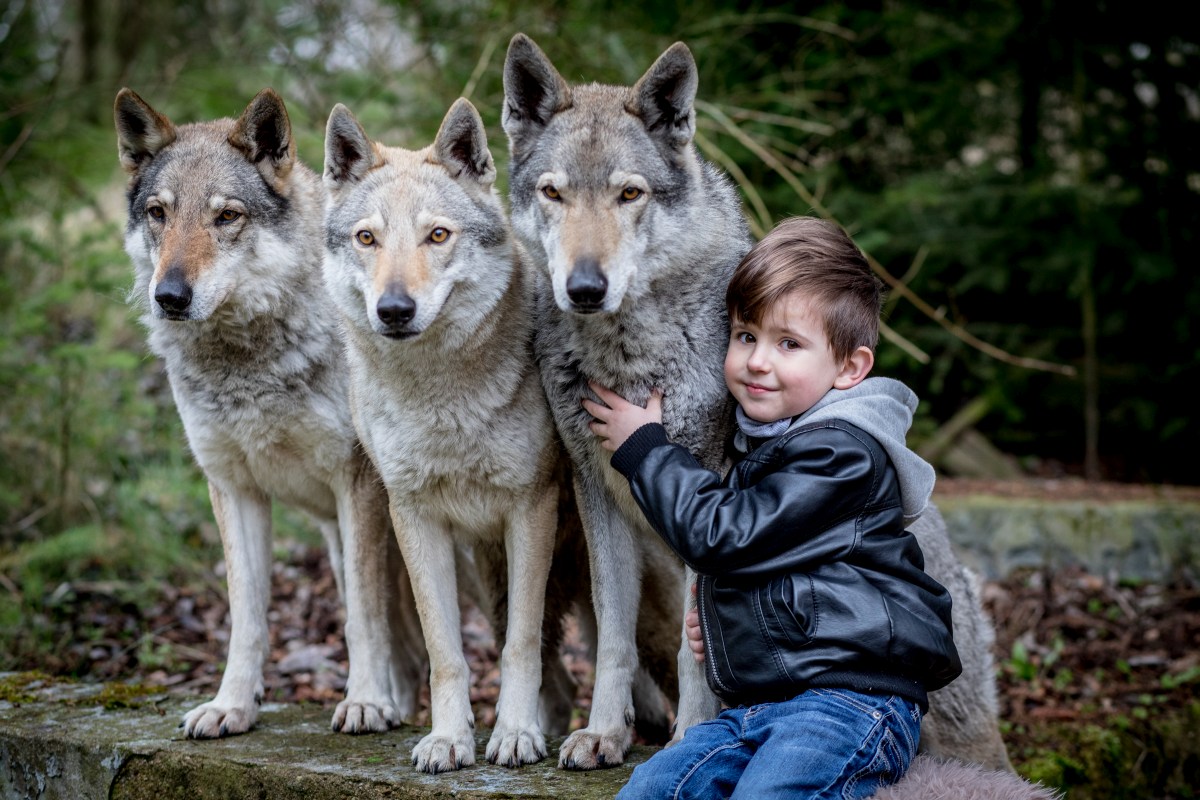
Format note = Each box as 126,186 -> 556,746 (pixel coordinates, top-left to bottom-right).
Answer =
1,0 -> 1196,729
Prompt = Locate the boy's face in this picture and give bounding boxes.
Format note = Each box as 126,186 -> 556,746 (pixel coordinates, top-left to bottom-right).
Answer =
724,293 -> 850,423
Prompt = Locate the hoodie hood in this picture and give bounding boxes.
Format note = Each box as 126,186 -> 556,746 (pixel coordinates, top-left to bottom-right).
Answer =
736,377 -> 935,523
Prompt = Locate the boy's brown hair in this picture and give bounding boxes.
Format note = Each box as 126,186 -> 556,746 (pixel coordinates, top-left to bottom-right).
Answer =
726,216 -> 883,364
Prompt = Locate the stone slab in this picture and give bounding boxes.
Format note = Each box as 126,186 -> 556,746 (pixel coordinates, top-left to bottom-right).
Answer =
0,686 -> 649,800
935,495 -> 1200,581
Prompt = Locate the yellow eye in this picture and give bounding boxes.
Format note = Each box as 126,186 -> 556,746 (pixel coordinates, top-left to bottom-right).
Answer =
147,205 -> 165,220
217,209 -> 241,223
621,187 -> 643,202
355,230 -> 375,246
429,227 -> 449,244
542,185 -> 560,200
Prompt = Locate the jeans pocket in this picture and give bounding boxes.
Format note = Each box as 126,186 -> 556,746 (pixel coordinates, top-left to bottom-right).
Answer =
842,727 -> 915,800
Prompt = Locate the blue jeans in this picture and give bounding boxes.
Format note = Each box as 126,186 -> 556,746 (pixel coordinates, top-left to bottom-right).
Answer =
616,689 -> 921,800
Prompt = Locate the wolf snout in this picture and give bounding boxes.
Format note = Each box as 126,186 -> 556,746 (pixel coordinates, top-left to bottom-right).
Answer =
377,291 -> 417,338
566,258 -> 608,312
155,268 -> 193,318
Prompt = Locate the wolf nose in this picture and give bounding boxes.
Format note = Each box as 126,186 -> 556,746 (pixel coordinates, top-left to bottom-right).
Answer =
566,258 -> 608,310
377,292 -> 416,326
155,270 -> 192,314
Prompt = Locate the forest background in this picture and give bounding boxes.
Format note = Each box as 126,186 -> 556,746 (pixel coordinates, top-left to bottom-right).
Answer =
1,1 -> 1197,671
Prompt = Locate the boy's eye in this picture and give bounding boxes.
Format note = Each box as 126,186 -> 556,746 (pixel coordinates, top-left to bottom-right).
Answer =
781,339 -> 800,351
736,332 -> 755,344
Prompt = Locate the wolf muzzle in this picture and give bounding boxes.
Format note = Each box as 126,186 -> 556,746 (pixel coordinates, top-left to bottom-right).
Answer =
377,291 -> 418,339
155,267 -> 193,319
566,258 -> 608,313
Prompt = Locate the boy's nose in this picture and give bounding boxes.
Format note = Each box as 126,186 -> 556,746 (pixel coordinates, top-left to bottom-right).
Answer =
746,347 -> 770,372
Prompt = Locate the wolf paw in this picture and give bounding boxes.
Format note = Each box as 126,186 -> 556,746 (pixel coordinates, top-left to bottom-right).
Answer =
412,730 -> 476,773
181,701 -> 257,739
330,699 -> 398,734
558,727 -> 631,770
486,722 -> 547,767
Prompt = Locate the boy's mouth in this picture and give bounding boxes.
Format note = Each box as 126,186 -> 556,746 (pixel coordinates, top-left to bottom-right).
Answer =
744,382 -> 774,395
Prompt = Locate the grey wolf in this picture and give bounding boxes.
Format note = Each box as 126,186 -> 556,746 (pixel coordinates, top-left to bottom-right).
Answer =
502,33 -> 748,769
502,34 -> 1013,773
114,87 -> 425,739
321,97 -> 573,772
585,213 -> 961,796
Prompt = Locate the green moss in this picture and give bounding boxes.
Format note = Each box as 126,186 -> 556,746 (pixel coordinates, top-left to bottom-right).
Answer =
73,681 -> 163,710
0,670 -> 55,703
1009,708 -> 1200,799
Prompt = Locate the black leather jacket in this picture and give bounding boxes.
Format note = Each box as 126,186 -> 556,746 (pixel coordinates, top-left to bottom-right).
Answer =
611,419 -> 962,711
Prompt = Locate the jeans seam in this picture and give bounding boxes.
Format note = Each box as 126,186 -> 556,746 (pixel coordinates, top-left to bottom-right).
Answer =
674,741 -> 746,800
812,688 -> 880,717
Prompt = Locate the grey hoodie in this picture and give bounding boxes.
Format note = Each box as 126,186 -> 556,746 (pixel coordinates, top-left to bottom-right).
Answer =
735,377 -> 935,523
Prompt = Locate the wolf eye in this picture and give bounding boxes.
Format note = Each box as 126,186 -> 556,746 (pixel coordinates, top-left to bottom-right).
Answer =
429,228 -> 449,244
147,205 -> 165,220
620,187 -> 643,202
216,209 -> 241,224
542,185 -> 561,201
355,230 -> 375,246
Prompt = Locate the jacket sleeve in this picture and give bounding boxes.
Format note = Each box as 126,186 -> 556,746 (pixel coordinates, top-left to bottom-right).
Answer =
611,423 -> 884,576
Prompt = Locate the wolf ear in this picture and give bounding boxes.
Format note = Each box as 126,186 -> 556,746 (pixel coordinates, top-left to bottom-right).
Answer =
502,33 -> 571,150
628,42 -> 698,150
228,88 -> 296,184
114,88 -> 177,175
432,98 -> 496,187
323,104 -> 382,188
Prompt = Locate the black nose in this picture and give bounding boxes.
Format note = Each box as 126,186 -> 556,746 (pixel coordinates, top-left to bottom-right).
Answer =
155,269 -> 192,315
377,292 -> 416,327
566,258 -> 608,310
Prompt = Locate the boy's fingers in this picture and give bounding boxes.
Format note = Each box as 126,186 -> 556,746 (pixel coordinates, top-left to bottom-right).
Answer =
581,398 -> 610,421
587,381 -> 622,407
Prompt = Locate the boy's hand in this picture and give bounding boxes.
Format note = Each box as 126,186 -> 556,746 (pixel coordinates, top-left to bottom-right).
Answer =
582,382 -> 663,452
685,608 -> 704,663
686,582 -> 704,663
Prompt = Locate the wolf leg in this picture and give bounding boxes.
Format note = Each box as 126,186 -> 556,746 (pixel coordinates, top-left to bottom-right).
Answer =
559,472 -> 640,770
911,504 -> 1014,771
331,470 -> 405,734
387,536 -> 427,722
670,564 -> 721,741
391,506 -> 476,772
182,480 -> 271,739
486,489 -> 557,766
314,519 -> 346,601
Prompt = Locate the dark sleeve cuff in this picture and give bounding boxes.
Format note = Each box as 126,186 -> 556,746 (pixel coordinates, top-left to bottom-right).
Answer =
610,423 -> 671,478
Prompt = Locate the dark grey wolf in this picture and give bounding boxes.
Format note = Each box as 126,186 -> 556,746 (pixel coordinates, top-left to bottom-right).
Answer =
114,87 -> 425,739
501,33 -> 1013,775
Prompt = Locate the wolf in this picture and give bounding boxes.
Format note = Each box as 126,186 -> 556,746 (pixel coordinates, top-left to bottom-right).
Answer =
502,33 -> 1014,774
114,88 -> 425,739
320,97 -> 574,772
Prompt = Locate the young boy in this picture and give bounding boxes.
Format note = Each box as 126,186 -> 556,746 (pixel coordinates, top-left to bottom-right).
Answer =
583,217 -> 962,799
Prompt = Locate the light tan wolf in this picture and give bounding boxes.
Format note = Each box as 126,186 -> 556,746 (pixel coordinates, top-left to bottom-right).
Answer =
502,33 -> 1014,774
114,88 -> 425,739
320,97 -> 574,772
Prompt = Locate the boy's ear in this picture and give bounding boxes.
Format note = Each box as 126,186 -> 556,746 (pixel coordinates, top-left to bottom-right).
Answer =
833,346 -> 874,390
